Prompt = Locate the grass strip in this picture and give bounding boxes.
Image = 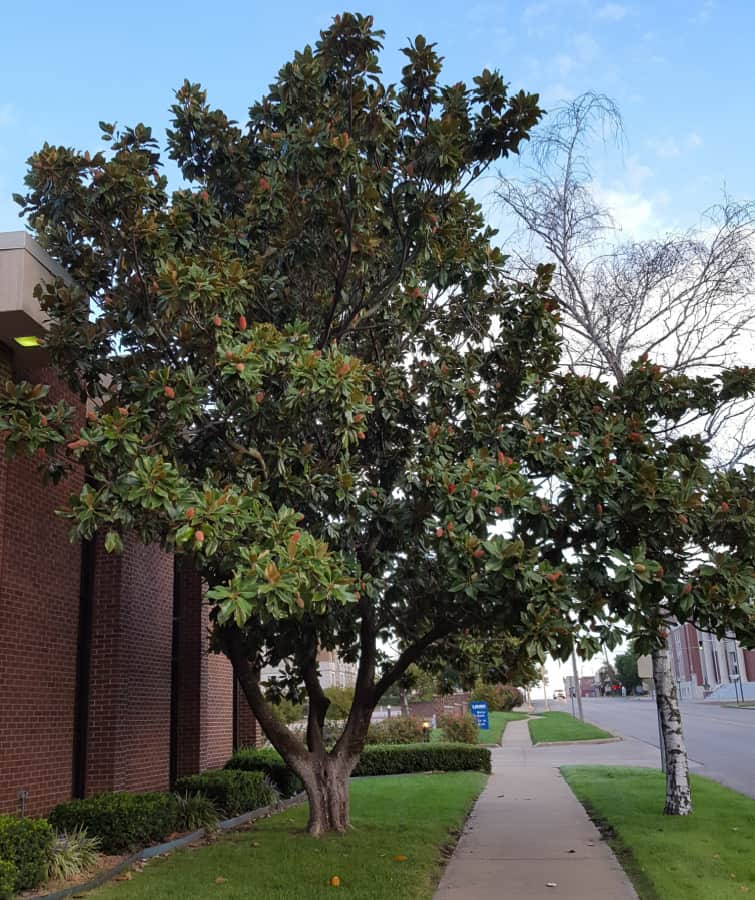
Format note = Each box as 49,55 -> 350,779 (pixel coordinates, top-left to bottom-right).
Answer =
528,711 -> 613,743
90,772 -> 486,900
562,766 -> 755,900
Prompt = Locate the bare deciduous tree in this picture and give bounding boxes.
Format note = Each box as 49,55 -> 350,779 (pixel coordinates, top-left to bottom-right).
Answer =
496,91 -> 755,814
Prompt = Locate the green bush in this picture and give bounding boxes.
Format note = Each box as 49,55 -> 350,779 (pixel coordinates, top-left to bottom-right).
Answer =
49,792 -> 177,855
365,717 -> 426,745
269,697 -> 307,725
172,792 -> 219,833
354,743 -> 491,776
174,770 -> 275,818
48,827 -> 100,882
471,682 -> 523,711
224,748 -> 303,797
0,814 -> 54,892
324,686 -> 355,720
0,859 -> 17,900
439,713 -> 479,743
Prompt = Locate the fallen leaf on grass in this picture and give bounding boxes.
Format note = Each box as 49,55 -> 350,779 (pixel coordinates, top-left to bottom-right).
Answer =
214,876 -> 227,884
393,855 -> 408,862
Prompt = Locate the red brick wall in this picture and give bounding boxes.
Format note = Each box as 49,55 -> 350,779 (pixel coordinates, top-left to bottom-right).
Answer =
0,361 -> 84,816
205,649 -> 235,769
86,538 -> 174,796
0,351 -> 254,811
237,692 -> 262,748
744,649 -> 755,682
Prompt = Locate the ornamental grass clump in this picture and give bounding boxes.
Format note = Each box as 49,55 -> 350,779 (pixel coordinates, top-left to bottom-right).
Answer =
48,827 -> 101,882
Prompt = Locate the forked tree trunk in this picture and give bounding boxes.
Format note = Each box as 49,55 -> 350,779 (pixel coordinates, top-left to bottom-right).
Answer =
298,751 -> 355,836
652,645 -> 692,815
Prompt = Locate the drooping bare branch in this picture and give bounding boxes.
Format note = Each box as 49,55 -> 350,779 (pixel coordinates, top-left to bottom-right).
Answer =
496,94 -> 755,464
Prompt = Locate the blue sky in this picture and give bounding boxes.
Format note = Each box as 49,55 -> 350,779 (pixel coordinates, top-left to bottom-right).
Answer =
1,0 -> 753,237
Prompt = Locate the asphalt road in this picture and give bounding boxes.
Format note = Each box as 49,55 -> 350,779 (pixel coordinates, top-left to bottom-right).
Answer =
548,696 -> 755,798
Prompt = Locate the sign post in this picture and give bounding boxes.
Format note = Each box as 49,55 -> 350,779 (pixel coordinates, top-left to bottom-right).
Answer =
469,701 -> 489,730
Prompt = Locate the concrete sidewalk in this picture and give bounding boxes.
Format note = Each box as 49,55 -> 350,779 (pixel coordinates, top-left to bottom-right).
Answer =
434,720 -> 660,900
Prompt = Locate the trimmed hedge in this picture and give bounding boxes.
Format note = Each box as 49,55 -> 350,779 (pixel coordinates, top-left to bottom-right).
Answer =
0,814 -> 54,893
354,743 -> 490,776
224,748 -> 303,798
49,792 -> 177,855
0,859 -> 16,900
174,769 -> 273,817
225,743 -> 490,788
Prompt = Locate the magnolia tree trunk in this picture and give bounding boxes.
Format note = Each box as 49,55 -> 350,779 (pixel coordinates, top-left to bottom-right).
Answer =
297,751 -> 356,836
652,645 -> 692,815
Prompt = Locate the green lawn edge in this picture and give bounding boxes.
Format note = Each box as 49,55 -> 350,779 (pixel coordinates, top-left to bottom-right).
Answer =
431,710 -> 529,745
528,711 -> 613,744
561,765 -> 755,900
89,772 -> 487,900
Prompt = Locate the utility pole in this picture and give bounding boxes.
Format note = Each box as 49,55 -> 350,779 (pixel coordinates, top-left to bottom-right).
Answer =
571,649 -> 584,721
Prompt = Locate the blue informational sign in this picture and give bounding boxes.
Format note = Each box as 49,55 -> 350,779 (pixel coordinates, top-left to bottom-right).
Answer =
469,700 -> 489,730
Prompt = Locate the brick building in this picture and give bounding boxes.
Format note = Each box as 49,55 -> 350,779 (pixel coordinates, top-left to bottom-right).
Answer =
0,232 -> 260,817
667,622 -> 755,701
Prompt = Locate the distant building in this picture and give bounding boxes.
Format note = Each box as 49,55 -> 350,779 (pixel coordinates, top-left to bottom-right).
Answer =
667,623 -> 755,700
563,674 -> 598,698
261,648 -> 358,692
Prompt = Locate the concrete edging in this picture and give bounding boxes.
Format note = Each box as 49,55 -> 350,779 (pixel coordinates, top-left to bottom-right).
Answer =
38,792 -> 307,900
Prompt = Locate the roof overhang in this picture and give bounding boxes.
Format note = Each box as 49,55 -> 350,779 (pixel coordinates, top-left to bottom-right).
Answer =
0,231 -> 69,366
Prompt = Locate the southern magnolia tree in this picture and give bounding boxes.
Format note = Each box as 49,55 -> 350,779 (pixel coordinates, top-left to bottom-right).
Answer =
2,15 -> 575,834
523,362 -> 755,813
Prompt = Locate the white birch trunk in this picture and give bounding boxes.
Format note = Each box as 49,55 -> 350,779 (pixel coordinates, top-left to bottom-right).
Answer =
652,645 -> 692,815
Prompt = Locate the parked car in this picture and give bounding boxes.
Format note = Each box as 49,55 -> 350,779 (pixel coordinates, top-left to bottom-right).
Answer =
553,690 -> 566,700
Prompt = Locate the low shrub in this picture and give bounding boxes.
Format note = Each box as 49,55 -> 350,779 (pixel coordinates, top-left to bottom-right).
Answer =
48,827 -> 100,882
0,859 -> 17,900
224,748 -> 303,797
365,717 -> 426,745
49,792 -> 177,855
324,686 -> 355,720
173,770 -> 275,818
269,697 -> 307,725
471,682 -> 523,711
172,792 -> 219,833
354,743 -> 491,777
439,713 -> 479,743
0,814 -> 54,892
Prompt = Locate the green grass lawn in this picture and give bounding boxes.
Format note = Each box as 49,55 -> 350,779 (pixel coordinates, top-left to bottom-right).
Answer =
562,766 -> 755,900
431,710 -> 529,745
91,772 -> 486,900
528,711 -> 613,743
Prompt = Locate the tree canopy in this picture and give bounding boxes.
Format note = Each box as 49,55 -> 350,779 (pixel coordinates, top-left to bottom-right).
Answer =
2,14 -> 754,831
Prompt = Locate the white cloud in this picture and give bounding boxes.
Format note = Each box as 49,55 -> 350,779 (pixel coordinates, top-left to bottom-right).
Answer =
648,136 -> 681,159
687,132 -> 703,148
573,32 -> 600,64
595,186 -> 657,238
555,54 -> 575,76
597,3 -> 628,21
0,104 -> 14,128
691,0 -> 714,24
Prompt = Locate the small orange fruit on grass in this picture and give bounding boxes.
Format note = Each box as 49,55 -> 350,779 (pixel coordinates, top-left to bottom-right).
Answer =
329,875 -> 341,887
